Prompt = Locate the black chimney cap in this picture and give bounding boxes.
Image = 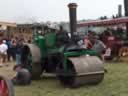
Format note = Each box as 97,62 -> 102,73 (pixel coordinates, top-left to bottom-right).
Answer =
68,3 -> 77,8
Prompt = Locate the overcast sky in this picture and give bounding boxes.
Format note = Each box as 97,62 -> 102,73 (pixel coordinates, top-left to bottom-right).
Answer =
0,0 -> 124,23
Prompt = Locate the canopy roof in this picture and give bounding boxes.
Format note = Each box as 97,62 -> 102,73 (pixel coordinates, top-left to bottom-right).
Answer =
78,17 -> 128,27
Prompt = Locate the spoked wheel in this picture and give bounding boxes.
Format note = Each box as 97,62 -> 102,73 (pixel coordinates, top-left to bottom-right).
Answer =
0,75 -> 14,96
21,44 -> 42,79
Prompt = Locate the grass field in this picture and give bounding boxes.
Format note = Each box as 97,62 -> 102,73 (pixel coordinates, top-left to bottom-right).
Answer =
1,61 -> 128,96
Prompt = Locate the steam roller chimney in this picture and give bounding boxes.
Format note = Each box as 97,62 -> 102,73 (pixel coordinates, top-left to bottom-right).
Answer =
118,4 -> 122,17
68,3 -> 77,41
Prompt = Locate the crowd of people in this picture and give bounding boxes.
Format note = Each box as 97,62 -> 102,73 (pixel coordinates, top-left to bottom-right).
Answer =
0,35 -> 32,85
85,28 -> 126,61
0,35 -> 32,67
80,30 -> 114,61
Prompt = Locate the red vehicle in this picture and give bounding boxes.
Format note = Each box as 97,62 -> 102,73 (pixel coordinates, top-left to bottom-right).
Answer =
0,75 -> 14,96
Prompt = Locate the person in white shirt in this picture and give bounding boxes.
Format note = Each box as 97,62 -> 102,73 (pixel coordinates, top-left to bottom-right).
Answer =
0,40 -> 8,66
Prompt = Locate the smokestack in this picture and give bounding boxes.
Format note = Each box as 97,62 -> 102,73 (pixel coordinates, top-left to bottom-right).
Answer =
124,0 -> 128,37
118,4 -> 122,17
124,0 -> 128,16
68,3 -> 77,41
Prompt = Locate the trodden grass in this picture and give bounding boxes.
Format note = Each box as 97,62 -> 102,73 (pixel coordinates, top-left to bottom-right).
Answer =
1,61 -> 128,96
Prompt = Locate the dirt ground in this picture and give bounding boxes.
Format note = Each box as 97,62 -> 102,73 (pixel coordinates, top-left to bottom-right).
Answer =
1,61 -> 128,96
0,61 -> 16,79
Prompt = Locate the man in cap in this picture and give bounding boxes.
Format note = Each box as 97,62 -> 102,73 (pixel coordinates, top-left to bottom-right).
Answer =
88,32 -> 106,60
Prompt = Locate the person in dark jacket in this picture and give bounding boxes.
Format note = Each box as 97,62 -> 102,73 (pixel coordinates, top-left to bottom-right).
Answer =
15,40 -> 23,65
6,39 -> 13,61
56,26 -> 69,46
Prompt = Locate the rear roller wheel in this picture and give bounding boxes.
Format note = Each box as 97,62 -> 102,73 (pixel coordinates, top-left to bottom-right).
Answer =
21,44 -> 42,79
0,75 -> 14,96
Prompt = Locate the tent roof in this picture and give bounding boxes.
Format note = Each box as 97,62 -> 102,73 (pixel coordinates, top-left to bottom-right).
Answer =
78,17 -> 128,27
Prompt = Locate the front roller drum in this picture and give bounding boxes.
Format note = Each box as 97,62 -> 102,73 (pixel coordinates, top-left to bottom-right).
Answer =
57,56 -> 104,87
0,75 -> 15,96
21,44 -> 42,79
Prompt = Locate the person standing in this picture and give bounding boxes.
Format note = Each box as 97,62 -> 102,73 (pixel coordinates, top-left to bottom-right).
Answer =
0,40 -> 8,66
6,39 -> 12,62
11,39 -> 16,61
15,39 -> 23,65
